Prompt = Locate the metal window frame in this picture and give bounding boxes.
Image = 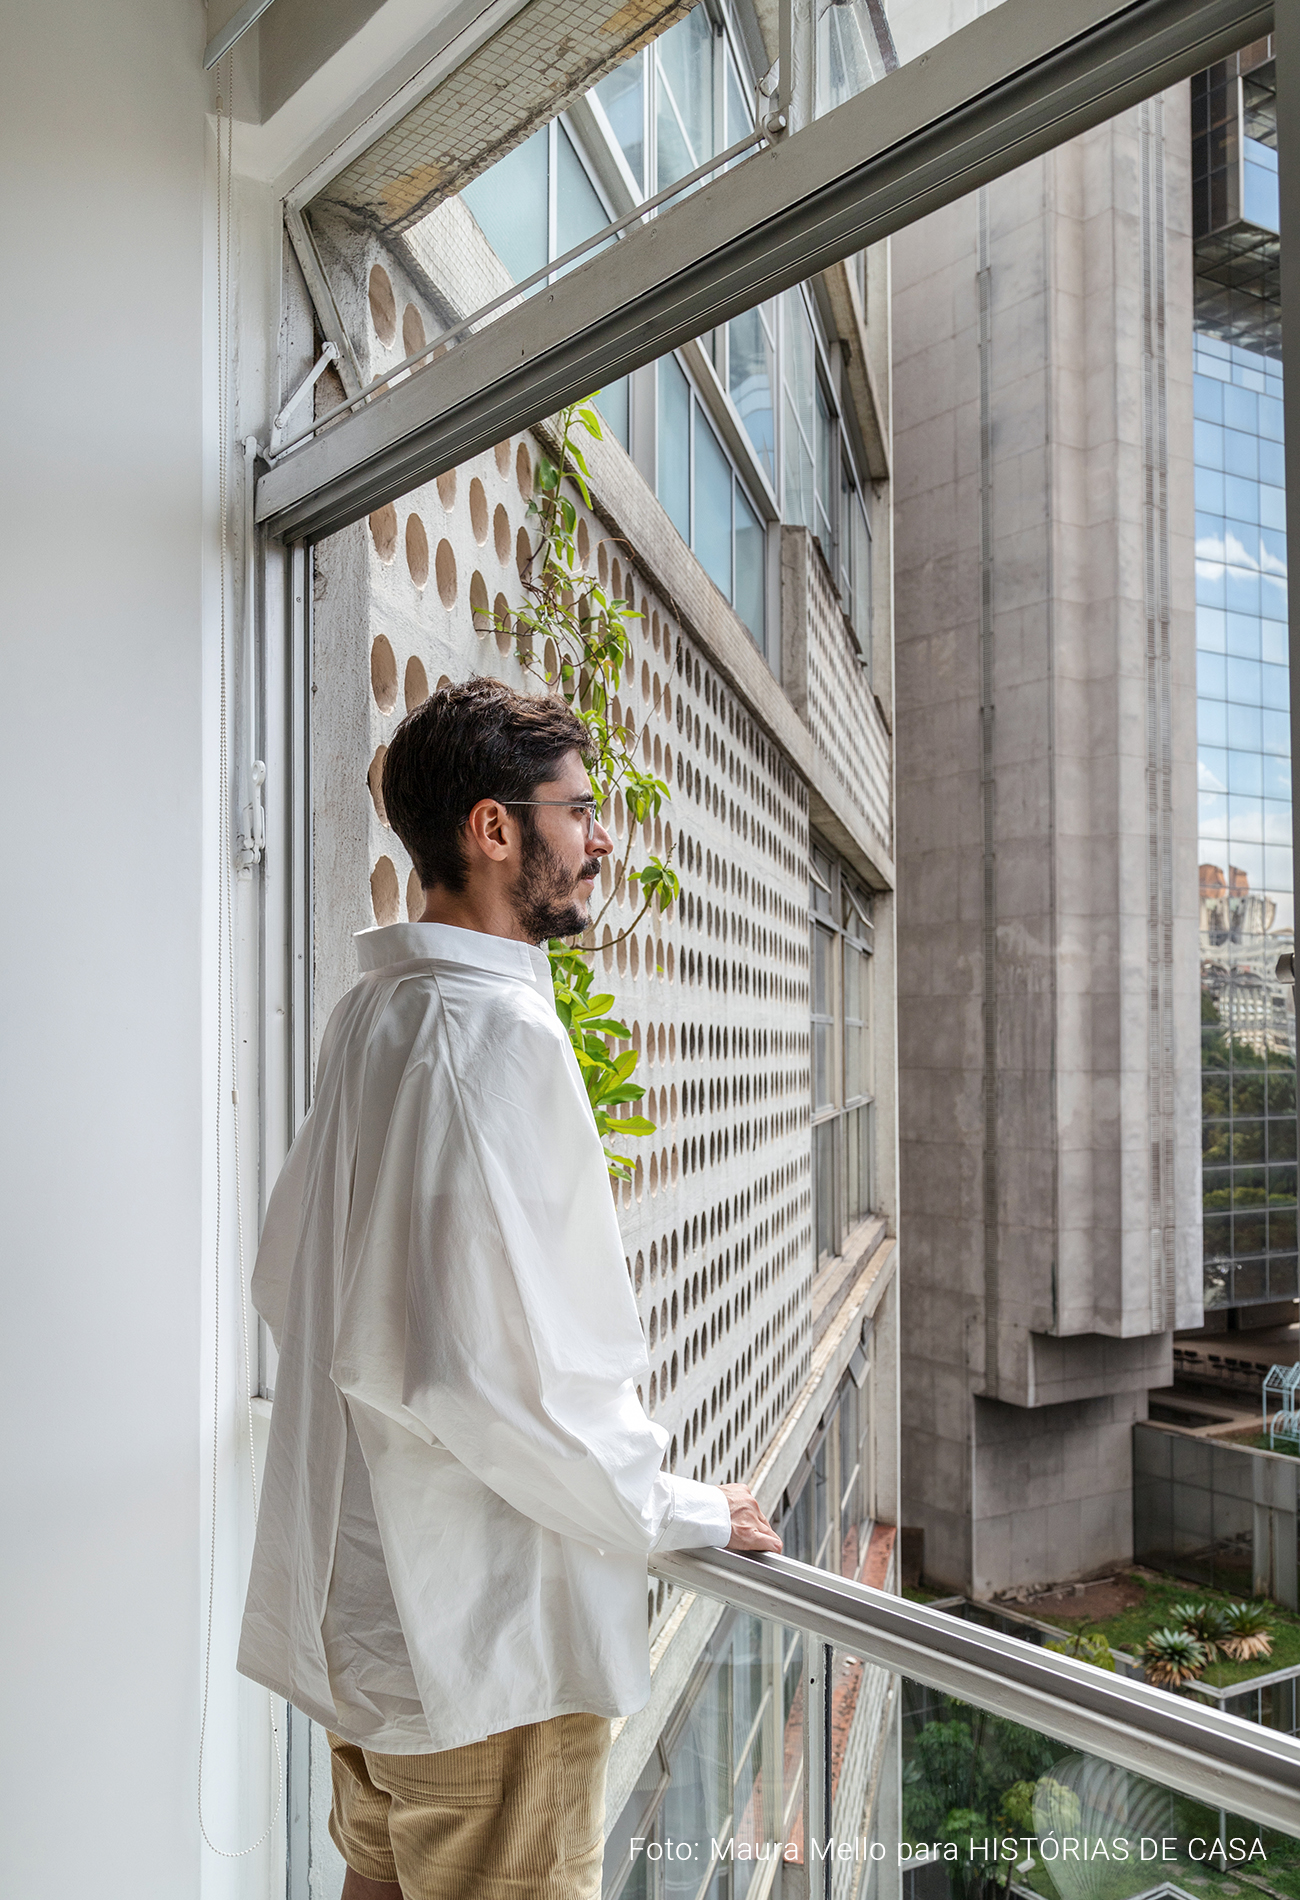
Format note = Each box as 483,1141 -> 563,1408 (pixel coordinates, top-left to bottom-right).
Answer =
567,18 -> 782,578
811,846 -> 877,1254
257,0 -> 1274,543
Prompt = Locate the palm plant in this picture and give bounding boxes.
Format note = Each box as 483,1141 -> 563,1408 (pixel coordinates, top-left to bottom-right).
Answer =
1170,1600 -> 1230,1651
1142,1626 -> 1207,1689
1219,1601 -> 1274,1662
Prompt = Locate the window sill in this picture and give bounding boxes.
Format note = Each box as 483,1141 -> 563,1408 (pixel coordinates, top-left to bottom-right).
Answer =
812,1212 -> 888,1349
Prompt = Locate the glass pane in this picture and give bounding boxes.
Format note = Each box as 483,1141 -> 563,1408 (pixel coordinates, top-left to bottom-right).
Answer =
847,1101 -> 873,1226
460,126 -> 548,283
658,355 -> 691,541
845,1020 -> 864,1105
886,0 -> 1012,71
724,51 -> 750,148
845,944 -> 870,1103
838,459 -> 855,600
609,1604 -> 1300,1900
694,404 -> 733,599
815,1118 -> 837,1258
844,941 -> 862,1017
813,1023 -> 831,1110
661,1648 -> 730,1888
728,304 -> 775,482
813,1437 -> 831,1562
891,1670 -> 1300,1893
731,1617 -> 769,1890
603,1744 -> 666,1896
852,489 -> 872,662
1244,136 -> 1280,232
654,6 -> 714,191
595,376 -> 630,450
783,292 -> 817,530
555,124 -> 611,271
1195,308 -> 1292,1320
593,49 -> 645,190
784,290 -> 815,428
784,397 -> 814,534
815,381 -> 834,551
816,0 -> 891,115
734,486 -> 765,650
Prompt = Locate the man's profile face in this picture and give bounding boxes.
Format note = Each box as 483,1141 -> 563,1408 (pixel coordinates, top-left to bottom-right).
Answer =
513,748 -> 614,944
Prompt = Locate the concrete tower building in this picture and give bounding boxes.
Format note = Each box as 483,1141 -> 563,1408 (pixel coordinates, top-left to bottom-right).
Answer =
892,97 -> 1204,1597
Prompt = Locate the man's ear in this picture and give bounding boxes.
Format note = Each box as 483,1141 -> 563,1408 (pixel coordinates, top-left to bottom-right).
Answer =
463,799 -> 513,865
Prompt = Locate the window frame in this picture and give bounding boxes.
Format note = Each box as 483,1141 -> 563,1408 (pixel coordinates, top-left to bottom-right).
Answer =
262,0 -> 1254,544
810,841 -> 876,1264
652,347 -> 769,646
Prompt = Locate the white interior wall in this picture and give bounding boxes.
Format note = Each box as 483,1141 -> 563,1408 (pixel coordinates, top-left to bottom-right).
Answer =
0,3 -> 210,1894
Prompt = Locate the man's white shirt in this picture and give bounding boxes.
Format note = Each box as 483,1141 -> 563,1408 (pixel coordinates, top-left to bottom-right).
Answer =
237,921 -> 731,1753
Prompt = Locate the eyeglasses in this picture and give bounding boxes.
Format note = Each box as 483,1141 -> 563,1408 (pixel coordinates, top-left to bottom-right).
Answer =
498,799 -> 602,841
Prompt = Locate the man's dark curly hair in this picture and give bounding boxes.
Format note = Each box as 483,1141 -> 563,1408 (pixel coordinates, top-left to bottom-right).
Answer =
382,676 -> 593,894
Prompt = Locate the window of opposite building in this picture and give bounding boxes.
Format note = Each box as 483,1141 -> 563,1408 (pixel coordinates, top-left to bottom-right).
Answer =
810,843 -> 875,1265
1192,48 -> 1295,1316
655,352 -> 767,644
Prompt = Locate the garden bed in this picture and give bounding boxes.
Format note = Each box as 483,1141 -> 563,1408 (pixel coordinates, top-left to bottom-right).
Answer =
1225,1428 -> 1300,1460
1017,1568 -> 1300,1688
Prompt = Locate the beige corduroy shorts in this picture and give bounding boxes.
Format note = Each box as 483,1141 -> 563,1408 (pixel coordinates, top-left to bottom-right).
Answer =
326,1713 -> 612,1899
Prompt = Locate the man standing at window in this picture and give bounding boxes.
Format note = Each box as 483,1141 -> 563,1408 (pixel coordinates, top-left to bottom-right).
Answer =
239,677 -> 780,1900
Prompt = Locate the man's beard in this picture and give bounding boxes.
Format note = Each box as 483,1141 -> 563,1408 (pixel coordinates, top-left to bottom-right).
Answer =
514,829 -> 601,944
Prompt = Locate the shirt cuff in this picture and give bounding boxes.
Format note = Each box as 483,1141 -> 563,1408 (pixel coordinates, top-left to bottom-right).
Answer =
652,1477 -> 734,1553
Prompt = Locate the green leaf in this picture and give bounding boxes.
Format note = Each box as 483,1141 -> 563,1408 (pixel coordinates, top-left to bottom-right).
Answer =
526,407 -> 678,1140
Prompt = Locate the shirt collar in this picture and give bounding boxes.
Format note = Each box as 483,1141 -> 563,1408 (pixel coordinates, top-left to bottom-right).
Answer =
354,921 -> 552,995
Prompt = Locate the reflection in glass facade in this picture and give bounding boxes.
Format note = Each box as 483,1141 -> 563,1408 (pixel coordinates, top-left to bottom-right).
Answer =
1192,43 -> 1293,1315
1195,337 -> 1295,1308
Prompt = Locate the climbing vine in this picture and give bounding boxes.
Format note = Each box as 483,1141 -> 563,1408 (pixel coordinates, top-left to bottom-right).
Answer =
495,399 -> 680,1176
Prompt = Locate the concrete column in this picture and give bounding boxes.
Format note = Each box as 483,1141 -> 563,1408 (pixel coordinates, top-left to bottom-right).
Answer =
893,97 -> 1200,1596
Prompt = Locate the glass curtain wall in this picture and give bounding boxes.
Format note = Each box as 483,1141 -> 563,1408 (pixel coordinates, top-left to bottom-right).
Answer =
1192,47 -> 1296,1314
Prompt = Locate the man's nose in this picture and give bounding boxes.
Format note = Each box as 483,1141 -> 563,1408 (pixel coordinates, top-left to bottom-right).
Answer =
591,819 -> 614,857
